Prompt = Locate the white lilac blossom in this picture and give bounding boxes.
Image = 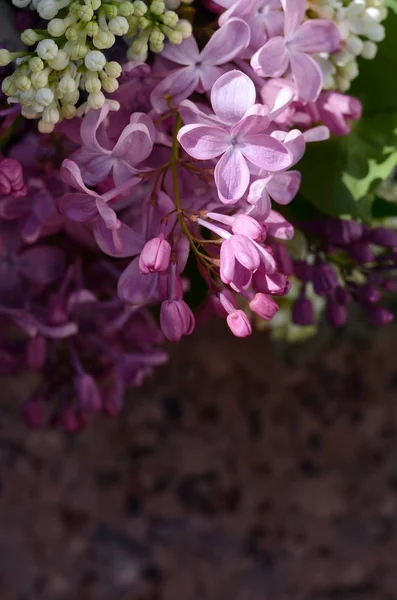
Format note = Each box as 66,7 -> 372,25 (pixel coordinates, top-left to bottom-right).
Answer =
308,0 -> 388,91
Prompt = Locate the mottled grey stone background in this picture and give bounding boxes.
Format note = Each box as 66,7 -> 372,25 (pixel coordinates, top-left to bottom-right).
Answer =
1,320 -> 397,599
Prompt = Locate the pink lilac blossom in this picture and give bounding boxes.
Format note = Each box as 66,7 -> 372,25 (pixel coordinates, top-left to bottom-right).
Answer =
0,0 -> 384,428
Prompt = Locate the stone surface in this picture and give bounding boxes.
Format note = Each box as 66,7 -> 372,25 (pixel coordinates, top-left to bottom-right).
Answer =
1,320 -> 397,599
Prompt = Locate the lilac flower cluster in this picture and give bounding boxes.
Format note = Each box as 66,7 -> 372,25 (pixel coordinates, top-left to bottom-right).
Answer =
292,217 -> 397,329
0,0 -> 393,428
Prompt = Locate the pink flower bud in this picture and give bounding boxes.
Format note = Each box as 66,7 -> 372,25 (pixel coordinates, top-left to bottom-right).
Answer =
26,334 -> 47,371
139,237 -> 172,274
232,215 -> 264,241
226,310 -> 252,337
74,373 -> 102,413
0,158 -> 26,199
160,299 -> 195,342
249,293 -> 279,321
292,296 -> 314,325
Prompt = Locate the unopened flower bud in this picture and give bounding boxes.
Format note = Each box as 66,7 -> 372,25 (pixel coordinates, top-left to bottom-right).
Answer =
15,75 -> 31,92
21,29 -> 41,45
47,49 -> 69,70
227,309 -> 252,338
108,16 -> 129,36
93,30 -> 115,49
2,77 -> 16,96
38,119 -> 55,133
29,56 -> 44,72
326,299 -> 348,327
35,87 -> 54,106
249,293 -> 279,321
85,73 -> 101,93
78,4 -> 94,21
119,1 -> 134,16
292,296 -> 314,326
133,0 -> 148,17
0,157 -> 26,198
366,305 -> 393,326
85,21 -> 99,37
160,298 -> 195,342
85,50 -> 106,72
74,373 -> 102,413
101,76 -> 119,93
43,104 -> 60,124
232,215 -> 264,241
312,259 -> 338,295
31,69 -> 49,88
36,38 -> 59,60
88,91 -> 105,109
0,50 -> 13,66
162,10 -> 178,27
361,40 -> 377,59
176,19 -> 193,38
59,74 -> 76,95
139,237 -> 172,274
166,29 -> 183,44
105,61 -> 122,78
48,17 -> 68,36
61,103 -> 77,118
37,0 -> 59,19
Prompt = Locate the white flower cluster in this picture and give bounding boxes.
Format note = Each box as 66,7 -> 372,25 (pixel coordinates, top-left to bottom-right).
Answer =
308,0 -> 387,91
3,0 -> 192,130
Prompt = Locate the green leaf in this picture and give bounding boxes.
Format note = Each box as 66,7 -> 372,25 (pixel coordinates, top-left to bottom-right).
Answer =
298,9 -> 397,220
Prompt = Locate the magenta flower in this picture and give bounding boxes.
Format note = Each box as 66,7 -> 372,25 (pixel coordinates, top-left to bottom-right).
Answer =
151,18 -> 250,113
73,103 -> 155,186
160,298 -> 195,342
251,0 -> 340,101
177,70 -> 292,203
59,159 -> 144,257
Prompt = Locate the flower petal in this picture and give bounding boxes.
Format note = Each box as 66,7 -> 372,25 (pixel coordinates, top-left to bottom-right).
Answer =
211,70 -> 256,125
61,159 -> 96,195
177,124 -> 230,160
161,36 -> 200,65
112,122 -> 154,164
150,67 -> 199,114
266,170 -> 301,204
58,193 -> 98,222
251,37 -> 289,78
94,218 -> 144,258
80,103 -> 111,153
214,147 -> 250,203
289,49 -> 323,102
240,134 -> 292,171
292,20 -> 340,54
18,246 -> 64,284
280,0 -> 306,39
200,18 -> 251,66
118,256 -> 158,305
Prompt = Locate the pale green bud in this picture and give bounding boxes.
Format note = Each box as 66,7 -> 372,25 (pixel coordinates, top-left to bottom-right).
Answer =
64,40 -> 89,60
78,5 -> 94,22
59,75 -> 76,95
130,33 -> 149,57
166,29 -> 182,44
36,39 -> 58,60
0,50 -> 13,67
118,2 -> 134,17
93,30 -> 115,49
37,0 -> 59,19
101,76 -> 119,93
38,119 -> 55,133
85,21 -> 99,37
85,73 -> 101,93
108,16 -> 129,36
62,89 -> 79,104
29,57 -> 44,72
31,69 -> 49,89
85,50 -> 106,72
21,29 -> 41,46
175,18 -> 192,39
103,3 -> 118,19
132,0 -> 147,17
47,49 -> 70,70
104,61 -> 122,78
47,18 -> 68,37
151,0 -> 165,16
161,10 -> 178,27
15,75 -> 31,91
2,77 -> 17,96
42,104 -> 60,124
35,87 -> 54,107
61,103 -> 77,119
88,91 -> 105,109
137,16 -> 150,29
65,24 -> 81,41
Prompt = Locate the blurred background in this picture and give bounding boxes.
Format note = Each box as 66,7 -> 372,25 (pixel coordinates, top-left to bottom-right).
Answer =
2,319 -> 397,600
